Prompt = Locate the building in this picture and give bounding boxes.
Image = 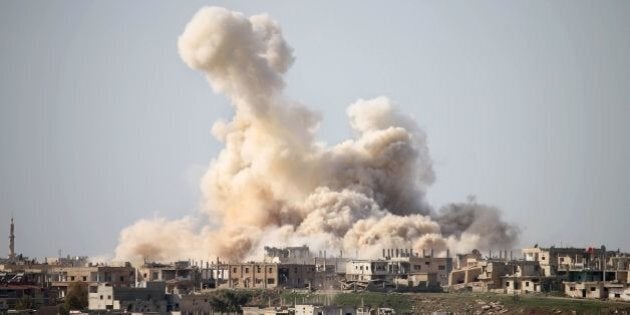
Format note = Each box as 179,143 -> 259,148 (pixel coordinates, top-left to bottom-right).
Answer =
449,260 -> 515,292
295,304 -> 356,315
521,245 -> 616,277
48,263 -> 135,298
345,260 -> 389,282
215,263 -> 316,289
137,261 -> 200,294
174,293 -> 217,315
261,245 -> 348,290
0,271 -> 58,311
608,284 -> 630,301
88,281 -> 167,312
564,281 -> 609,299
342,248 -> 451,291
242,306 -> 291,315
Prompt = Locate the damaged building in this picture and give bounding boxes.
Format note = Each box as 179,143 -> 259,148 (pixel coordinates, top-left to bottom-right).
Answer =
341,248 -> 451,291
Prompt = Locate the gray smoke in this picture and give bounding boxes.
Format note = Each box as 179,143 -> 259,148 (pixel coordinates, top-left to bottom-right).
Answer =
114,7 -> 519,263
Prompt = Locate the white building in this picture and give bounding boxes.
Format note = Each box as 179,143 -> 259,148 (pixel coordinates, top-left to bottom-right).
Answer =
295,304 -> 356,315
88,282 -> 166,312
607,284 -> 630,301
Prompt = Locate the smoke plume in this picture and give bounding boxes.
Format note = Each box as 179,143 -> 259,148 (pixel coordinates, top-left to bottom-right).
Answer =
114,7 -> 518,263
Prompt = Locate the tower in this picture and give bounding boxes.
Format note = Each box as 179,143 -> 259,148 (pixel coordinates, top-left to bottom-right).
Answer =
8,216 -> 15,262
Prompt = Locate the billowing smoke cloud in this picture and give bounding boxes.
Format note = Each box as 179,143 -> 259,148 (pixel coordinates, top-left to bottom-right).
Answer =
114,7 -> 518,263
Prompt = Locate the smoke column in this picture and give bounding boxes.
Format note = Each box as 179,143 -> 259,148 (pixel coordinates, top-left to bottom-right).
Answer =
114,7 -> 518,263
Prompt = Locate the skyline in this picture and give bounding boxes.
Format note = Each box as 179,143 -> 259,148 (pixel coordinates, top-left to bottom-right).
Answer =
1,1 -> 630,259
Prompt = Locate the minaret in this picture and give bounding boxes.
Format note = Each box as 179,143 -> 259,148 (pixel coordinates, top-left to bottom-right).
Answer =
9,216 -> 15,262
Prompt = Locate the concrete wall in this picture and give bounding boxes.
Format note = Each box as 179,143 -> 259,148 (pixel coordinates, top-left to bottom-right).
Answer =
564,282 -> 608,299
609,287 -> 630,301
88,285 -> 115,310
220,263 -> 316,289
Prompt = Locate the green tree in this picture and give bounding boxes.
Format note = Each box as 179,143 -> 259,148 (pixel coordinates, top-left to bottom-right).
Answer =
15,295 -> 35,310
208,290 -> 252,313
64,282 -> 88,311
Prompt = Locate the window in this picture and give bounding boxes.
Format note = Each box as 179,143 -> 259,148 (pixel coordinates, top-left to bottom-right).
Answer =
360,266 -> 363,270
541,257 -> 545,260
615,294 -> 621,298
269,268 -> 273,273
267,278 -> 275,284
257,266 -> 261,273
506,282 -> 510,287
107,295 -> 111,300
560,258 -> 565,262
245,268 -> 249,273
414,265 -> 421,271
425,262 -> 430,265
590,287 -> 596,292
525,282 -> 530,287
120,276 -> 124,282
70,276 -> 75,281
570,287 -> 575,291
100,295 -> 103,300
438,265 -> 445,270
233,268 -> 237,273
82,276 -> 87,281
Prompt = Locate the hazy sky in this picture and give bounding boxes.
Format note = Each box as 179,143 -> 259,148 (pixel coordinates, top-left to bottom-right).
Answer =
1,1 -> 629,259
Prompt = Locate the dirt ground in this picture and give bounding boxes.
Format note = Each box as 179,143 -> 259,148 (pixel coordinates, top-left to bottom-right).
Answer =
408,292 -> 630,314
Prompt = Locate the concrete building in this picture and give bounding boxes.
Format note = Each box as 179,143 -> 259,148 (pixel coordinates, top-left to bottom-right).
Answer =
137,261 -> 200,294
261,245 -> 349,290
610,256 -> 630,284
0,271 -> 58,311
345,260 -> 389,282
564,281 -> 609,299
242,306 -> 291,315
174,293 -> 217,315
216,263 -> 316,289
45,255 -> 89,267
402,256 -> 452,286
342,249 -> 451,291
48,263 -> 135,298
449,260 -> 515,291
88,281 -> 167,312
522,245 -> 615,277
501,260 -> 560,294
608,284 -> 630,301
454,250 -> 483,270
295,304 -> 356,315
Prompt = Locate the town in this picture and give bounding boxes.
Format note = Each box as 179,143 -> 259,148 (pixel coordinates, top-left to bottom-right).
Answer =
1,217 -> 629,314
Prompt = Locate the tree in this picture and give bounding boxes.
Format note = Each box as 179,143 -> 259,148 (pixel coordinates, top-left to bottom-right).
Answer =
64,282 -> 88,311
15,295 -> 35,310
208,290 -> 252,313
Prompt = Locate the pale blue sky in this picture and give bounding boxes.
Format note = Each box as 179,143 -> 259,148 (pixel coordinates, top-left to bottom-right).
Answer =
1,1 -> 629,258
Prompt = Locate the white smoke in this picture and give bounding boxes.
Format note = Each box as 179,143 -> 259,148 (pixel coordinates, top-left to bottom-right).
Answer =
114,7 -> 518,263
